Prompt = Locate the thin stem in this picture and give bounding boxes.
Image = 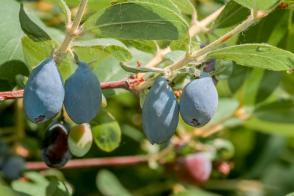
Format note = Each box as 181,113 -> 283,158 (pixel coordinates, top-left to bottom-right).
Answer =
139,6 -> 224,71
54,0 -> 88,63
0,79 -> 144,101
167,10 -> 269,71
26,155 -> 149,170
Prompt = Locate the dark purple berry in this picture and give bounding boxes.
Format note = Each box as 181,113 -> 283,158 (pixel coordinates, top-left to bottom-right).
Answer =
42,122 -> 71,168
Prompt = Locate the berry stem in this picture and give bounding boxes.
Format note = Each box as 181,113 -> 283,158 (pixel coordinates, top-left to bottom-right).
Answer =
0,79 -> 144,100
166,10 -> 270,72
54,0 -> 88,63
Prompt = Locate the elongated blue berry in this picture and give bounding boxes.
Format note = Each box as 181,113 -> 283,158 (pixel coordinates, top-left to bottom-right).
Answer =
64,62 -> 102,124
23,58 -> 64,123
180,76 -> 218,127
142,77 -> 179,144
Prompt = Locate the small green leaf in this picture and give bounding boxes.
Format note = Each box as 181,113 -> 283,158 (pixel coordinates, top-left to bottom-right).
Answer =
84,2 -> 189,40
214,1 -> 250,28
92,111 -> 121,152
96,170 -> 131,196
73,39 -> 132,62
120,62 -> 165,73
208,44 -> 294,71
19,4 -> 50,41
233,0 -> 279,10
0,60 -> 29,82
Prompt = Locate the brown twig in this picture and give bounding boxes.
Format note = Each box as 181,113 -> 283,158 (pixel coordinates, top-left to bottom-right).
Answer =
26,155 -> 149,170
0,78 -> 143,101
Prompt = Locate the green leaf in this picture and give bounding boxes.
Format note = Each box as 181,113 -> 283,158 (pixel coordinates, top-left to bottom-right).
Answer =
238,9 -> 288,45
209,98 -> 239,125
84,2 -> 189,40
255,70 -> 282,104
22,36 -> 56,69
96,170 -> 131,196
241,68 -> 264,106
0,0 -> 24,65
233,0 -> 280,10
0,184 -> 17,196
58,0 -> 113,13
170,0 -> 195,15
73,39 -> 132,62
245,117 -> 294,136
282,72 -> 294,95
214,1 -> 250,28
228,64 -> 249,93
12,172 -> 70,196
208,44 -> 294,71
74,47 -> 128,82
122,40 -> 157,53
92,111 -> 121,152
22,36 -> 76,80
134,0 -> 181,14
0,60 -> 29,82
254,99 -> 294,124
19,4 -> 50,41
238,68 -> 281,106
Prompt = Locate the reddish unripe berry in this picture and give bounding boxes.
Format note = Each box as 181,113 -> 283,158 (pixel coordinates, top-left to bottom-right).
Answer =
174,153 -> 212,184
184,153 -> 212,183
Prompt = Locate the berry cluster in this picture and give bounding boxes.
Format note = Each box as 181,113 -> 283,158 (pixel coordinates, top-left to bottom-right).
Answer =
23,57 -> 218,168
142,75 -> 218,144
23,58 -> 102,168
23,58 -> 102,124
